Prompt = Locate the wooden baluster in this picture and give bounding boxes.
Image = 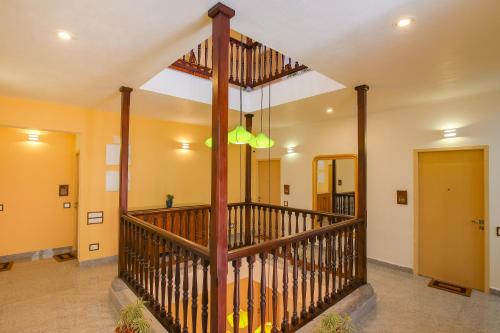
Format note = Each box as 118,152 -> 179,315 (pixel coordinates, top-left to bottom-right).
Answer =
201,209 -> 206,246
309,236 -> 316,314
186,211 -> 191,240
260,252 -> 267,332
288,57 -> 292,70
281,210 -> 285,238
252,46 -> 256,85
252,205 -> 256,244
232,259 -> 241,333
281,244 -> 289,332
247,255 -> 255,333
167,242 -> 174,324
123,220 -> 128,279
317,234 -> 324,308
228,206 -> 233,249
269,48 -> 273,80
149,232 -> 155,300
258,44 -> 262,82
204,40 -> 208,68
272,208 -> 277,240
235,43 -> 240,84
353,223 -> 359,283
182,249 -> 189,333
134,225 -> 139,288
239,205 -> 244,247
257,206 -> 262,242
281,54 -> 285,73
241,46 -> 246,87
292,242 -> 299,325
263,207 -> 267,241
263,46 -> 267,80
197,44 -> 201,66
161,238 -> 167,317
201,260 -> 209,333
301,240 -> 307,319
272,250 -> 278,333
155,235 -> 160,310
295,60 -> 299,68
343,228 -> 349,290
162,213 -> 167,230
324,234 -> 331,304
338,230 -> 343,293
349,225 -> 354,286
302,212 -> 307,232
295,212 -> 299,234
192,255 -> 199,333
234,206 -> 239,248
275,50 -> 279,76
230,41 -> 234,82
142,229 -> 147,295
288,211 -> 292,236
332,232 -> 337,300
174,246 -> 181,331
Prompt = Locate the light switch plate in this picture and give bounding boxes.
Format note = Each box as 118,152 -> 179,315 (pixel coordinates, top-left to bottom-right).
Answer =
63,202 -> 71,209
89,243 -> 99,251
0,204 -> 3,211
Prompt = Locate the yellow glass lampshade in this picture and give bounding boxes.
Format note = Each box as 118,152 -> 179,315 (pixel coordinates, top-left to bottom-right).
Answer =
204,137 -> 212,148
254,322 -> 273,333
227,309 -> 249,329
249,132 -> 274,149
228,125 -> 253,145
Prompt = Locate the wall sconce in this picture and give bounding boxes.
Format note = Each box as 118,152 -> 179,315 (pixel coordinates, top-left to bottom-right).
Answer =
28,134 -> 39,141
443,129 -> 457,138
181,142 -> 190,150
287,146 -> 295,154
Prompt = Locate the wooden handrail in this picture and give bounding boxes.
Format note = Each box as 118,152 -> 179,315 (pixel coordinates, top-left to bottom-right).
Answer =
122,214 -> 210,260
227,217 -> 363,260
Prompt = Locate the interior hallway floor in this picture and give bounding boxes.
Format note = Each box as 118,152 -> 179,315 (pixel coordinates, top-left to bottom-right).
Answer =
0,258 -> 499,332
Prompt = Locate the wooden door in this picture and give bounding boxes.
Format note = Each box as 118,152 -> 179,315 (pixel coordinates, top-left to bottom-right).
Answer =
418,150 -> 485,290
258,160 -> 280,205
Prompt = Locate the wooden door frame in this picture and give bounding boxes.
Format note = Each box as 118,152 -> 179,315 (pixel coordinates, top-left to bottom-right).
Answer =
413,146 -> 490,292
256,158 -> 281,204
312,154 -> 358,214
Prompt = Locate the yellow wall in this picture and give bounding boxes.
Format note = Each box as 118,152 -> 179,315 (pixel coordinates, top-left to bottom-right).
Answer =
0,95 -> 247,262
0,127 -> 77,256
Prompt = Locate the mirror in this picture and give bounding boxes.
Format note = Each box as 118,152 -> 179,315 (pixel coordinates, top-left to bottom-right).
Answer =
313,155 -> 357,216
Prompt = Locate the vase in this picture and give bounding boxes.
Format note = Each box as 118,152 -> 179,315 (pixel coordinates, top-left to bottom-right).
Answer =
166,199 -> 173,208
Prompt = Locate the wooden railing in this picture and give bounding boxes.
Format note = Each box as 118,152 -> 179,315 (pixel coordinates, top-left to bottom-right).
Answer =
120,214 -> 211,333
334,192 -> 355,216
122,204 -> 364,332
169,37 -> 308,89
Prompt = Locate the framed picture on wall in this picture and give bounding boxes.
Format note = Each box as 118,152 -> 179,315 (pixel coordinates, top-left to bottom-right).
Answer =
59,185 -> 69,197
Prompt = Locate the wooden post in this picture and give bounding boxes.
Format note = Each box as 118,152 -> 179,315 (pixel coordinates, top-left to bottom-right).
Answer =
208,3 -> 234,332
118,86 -> 132,277
245,114 -> 254,245
355,84 -> 369,284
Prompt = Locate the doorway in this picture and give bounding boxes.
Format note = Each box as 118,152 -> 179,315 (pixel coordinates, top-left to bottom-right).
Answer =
415,148 -> 488,291
257,159 -> 280,205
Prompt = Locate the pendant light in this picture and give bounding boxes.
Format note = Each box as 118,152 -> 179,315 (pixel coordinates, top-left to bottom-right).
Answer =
249,85 -> 274,149
228,36 -> 253,145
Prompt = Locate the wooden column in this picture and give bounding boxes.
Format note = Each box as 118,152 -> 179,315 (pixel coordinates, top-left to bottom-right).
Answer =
355,84 -> 369,284
208,3 -> 234,332
244,114 -> 254,245
118,86 -> 132,277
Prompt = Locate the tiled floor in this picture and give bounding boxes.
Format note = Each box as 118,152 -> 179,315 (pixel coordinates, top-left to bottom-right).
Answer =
359,262 -> 500,333
0,258 -> 117,332
0,258 -> 499,332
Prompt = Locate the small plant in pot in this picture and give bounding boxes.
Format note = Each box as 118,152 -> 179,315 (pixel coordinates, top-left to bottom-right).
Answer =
166,194 -> 174,208
115,298 -> 151,333
315,312 -> 355,333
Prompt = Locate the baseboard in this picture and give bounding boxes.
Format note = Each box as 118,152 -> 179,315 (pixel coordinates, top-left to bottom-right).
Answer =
79,255 -> 117,267
0,246 -> 73,262
368,257 -> 413,274
490,288 -> 500,297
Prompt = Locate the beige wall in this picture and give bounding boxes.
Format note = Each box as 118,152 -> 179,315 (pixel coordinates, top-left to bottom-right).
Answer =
257,90 -> 500,290
336,158 -> 355,193
0,127 -> 77,256
0,95 -> 246,261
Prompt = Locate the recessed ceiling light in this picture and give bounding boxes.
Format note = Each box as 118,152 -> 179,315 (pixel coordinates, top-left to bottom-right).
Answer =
326,108 -> 333,113
396,17 -> 414,28
57,31 -> 72,40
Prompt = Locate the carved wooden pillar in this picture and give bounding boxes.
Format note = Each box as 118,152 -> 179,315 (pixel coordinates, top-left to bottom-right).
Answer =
118,86 -> 132,276
355,84 -> 369,284
245,113 -> 254,245
208,3 -> 235,332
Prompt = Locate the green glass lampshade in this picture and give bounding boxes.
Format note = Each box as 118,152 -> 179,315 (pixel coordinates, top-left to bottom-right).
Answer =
228,125 -> 253,145
249,132 -> 275,149
204,137 -> 212,148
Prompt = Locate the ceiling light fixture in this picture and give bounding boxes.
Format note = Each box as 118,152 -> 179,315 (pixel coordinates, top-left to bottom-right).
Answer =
326,108 -> 333,113
396,17 -> 414,28
28,134 -> 39,141
57,30 -> 72,40
443,128 -> 457,138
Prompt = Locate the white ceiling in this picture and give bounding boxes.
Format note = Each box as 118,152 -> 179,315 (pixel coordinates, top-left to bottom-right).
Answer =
1,0 -> 499,127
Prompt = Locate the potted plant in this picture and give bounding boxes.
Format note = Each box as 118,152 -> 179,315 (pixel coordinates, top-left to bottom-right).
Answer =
115,298 -> 151,333
315,313 -> 355,333
166,194 -> 174,208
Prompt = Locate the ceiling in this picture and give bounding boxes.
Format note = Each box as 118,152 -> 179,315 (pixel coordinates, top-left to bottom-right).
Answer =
1,0 -> 499,127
